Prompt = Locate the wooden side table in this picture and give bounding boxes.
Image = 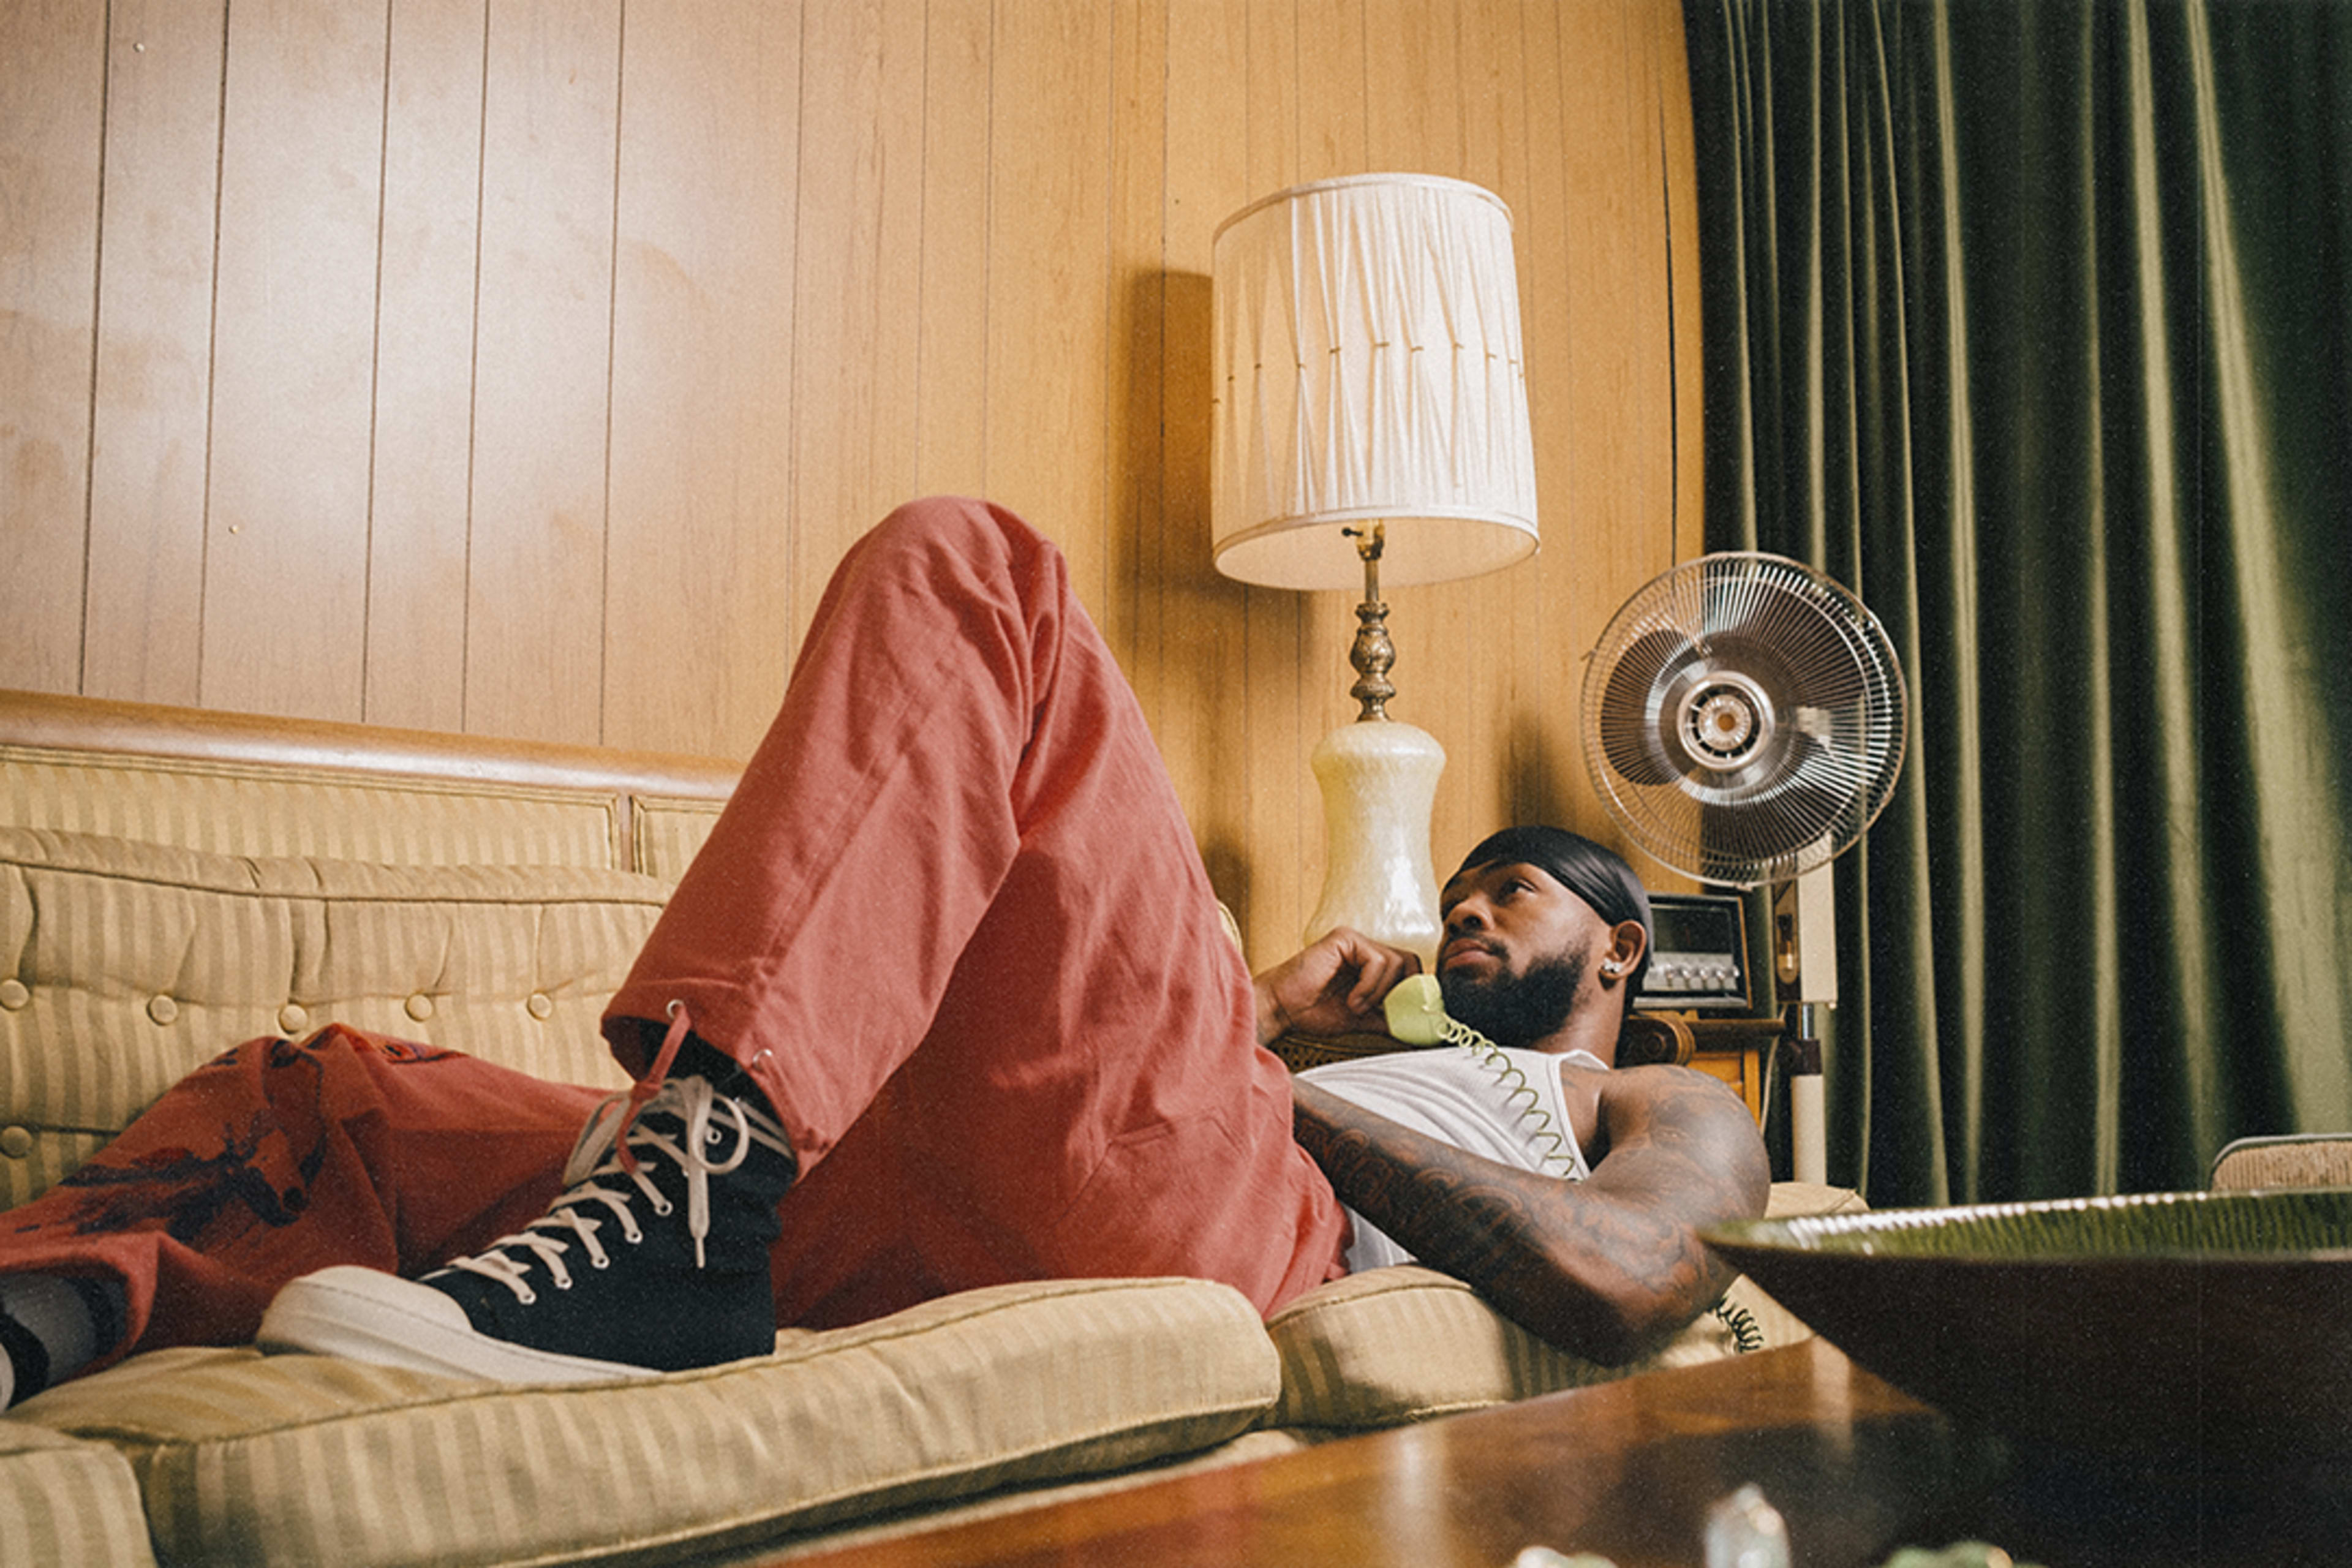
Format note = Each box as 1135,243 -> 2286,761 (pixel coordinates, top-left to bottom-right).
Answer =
1686,1017 -> 1776,1123
1626,1012 -> 1779,1124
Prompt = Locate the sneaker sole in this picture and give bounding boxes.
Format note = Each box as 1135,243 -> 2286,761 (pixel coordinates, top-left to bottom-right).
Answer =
257,1267 -> 663,1385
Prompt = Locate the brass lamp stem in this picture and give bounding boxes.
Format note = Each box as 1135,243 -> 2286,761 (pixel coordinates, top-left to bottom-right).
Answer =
1343,522 -> 1395,722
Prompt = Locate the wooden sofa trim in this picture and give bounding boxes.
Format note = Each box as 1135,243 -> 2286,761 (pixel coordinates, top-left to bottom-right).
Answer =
0,687 -> 741,864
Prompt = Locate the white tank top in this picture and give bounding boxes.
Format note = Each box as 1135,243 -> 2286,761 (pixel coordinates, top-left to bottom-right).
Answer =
1298,1045 -> 1603,1272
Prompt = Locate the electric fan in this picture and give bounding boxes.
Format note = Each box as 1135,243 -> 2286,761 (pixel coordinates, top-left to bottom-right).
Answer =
1580,552 -> 1907,1180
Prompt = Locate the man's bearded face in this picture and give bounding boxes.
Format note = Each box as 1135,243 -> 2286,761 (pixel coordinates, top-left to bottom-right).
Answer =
1440,948 -> 1590,1050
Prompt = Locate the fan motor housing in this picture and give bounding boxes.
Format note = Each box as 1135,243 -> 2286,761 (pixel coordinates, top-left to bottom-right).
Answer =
1673,668 -> 1774,771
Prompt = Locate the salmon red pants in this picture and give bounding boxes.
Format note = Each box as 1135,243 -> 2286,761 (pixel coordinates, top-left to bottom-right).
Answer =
1,498 -> 1348,1367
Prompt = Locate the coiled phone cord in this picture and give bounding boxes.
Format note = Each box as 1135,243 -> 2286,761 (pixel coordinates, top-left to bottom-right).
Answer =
1383,976 -> 1574,1175
1385,976 -> 1765,1353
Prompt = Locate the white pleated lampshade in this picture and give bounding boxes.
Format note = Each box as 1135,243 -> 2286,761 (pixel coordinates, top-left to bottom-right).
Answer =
1210,173 -> 1540,591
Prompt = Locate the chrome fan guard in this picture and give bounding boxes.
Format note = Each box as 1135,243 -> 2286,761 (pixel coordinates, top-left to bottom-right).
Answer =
1581,553 -> 1906,888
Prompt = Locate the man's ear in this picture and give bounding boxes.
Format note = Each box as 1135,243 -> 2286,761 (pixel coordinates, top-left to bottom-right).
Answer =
1599,919 -> 1648,982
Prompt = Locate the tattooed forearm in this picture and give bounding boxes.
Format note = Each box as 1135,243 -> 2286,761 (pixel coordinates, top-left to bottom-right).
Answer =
1292,1067 -> 1768,1364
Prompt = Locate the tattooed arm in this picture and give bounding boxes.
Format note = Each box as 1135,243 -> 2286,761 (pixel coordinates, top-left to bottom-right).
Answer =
1289,1065 -> 1769,1364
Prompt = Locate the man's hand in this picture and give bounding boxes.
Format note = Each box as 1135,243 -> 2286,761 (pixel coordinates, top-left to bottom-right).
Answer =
1251,929 -> 1421,1046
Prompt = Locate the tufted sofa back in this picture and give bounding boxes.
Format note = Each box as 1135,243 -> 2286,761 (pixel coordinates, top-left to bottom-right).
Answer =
0,688 -> 737,1209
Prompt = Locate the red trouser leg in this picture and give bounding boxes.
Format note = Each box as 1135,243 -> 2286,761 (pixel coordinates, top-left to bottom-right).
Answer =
604,497 -> 1347,1325
0,1026 -> 604,1370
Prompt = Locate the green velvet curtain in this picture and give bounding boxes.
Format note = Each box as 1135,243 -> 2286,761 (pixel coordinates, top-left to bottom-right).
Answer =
1682,0 -> 2352,1207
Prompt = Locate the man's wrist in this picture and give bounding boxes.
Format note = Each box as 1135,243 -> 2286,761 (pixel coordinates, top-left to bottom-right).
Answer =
1251,981 -> 1287,1047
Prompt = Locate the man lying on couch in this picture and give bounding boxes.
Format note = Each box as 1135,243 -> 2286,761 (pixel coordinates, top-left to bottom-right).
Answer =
0,497 -> 1766,1409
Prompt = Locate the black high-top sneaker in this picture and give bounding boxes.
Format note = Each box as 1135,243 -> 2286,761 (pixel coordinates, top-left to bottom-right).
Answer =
258,1071 -> 796,1383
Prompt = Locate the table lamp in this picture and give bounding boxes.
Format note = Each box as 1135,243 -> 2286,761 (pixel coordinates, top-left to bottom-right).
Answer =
1210,173 -> 1539,965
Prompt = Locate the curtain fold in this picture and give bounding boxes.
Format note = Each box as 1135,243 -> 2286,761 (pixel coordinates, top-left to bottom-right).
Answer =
1684,0 -> 2352,1207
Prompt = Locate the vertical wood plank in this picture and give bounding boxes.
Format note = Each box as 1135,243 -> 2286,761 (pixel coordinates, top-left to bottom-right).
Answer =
1513,0 -> 1577,830
1160,0 -> 1256,935
1613,0 -> 1678,590
914,0 -> 992,502
82,1 -> 225,707
1244,1 -> 1300,216
364,0 -> 488,734
0,1 -> 105,695
1296,0 -> 1368,182
605,0 -> 802,758
1658,0 -> 1707,568
202,0 -> 388,722
1457,0 -> 1534,848
983,0 -> 1113,600
1239,0 -> 1312,962
357,0 -> 482,733
464,0 -> 620,744
1101,0 -> 1167,679
1362,0 -> 1463,172
791,0 -> 927,658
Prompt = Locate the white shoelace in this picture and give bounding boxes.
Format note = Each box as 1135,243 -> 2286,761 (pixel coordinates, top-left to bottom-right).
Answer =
441,1077 -> 791,1302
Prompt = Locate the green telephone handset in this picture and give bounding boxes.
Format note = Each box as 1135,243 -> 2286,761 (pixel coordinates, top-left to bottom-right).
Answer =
1381,973 -> 1574,1171
1382,973 -> 1458,1046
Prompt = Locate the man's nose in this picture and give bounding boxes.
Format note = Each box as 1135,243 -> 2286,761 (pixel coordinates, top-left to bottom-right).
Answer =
1446,898 -> 1491,935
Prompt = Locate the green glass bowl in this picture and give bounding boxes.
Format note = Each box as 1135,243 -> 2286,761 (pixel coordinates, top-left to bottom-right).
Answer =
1702,1189 -> 2352,1473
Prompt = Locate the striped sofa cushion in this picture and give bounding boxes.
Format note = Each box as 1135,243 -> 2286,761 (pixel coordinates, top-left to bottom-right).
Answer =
0,1419 -> 157,1568
9,1276 -> 1278,1568
631,795 -> 727,881
1267,1181 -> 1868,1429
2210,1133 -> 2352,1191
0,826 -> 662,1207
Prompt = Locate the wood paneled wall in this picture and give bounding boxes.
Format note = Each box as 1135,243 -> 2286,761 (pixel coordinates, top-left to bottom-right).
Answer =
1,0 -> 1701,962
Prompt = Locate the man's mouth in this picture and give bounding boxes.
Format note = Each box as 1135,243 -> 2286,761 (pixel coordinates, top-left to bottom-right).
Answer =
1438,938 -> 1502,973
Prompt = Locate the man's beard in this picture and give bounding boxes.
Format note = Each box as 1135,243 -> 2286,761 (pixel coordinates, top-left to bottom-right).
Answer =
1441,949 -> 1589,1049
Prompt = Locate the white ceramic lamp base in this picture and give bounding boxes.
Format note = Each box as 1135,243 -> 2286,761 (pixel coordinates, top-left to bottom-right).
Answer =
1305,717 -> 1446,969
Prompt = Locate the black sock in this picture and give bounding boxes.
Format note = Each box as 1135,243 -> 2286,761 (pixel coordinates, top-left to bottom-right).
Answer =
669,1035 -> 797,1183
673,1033 -> 766,1104
72,1275 -> 127,1360
0,1305 -> 49,1407
614,1018 -> 765,1101
0,1275 -> 126,1407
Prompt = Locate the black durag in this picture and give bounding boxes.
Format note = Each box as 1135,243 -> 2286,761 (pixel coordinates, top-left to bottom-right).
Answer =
1453,826 -> 1653,1003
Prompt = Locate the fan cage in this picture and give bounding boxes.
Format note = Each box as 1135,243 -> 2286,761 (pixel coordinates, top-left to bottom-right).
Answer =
1580,552 -> 1907,888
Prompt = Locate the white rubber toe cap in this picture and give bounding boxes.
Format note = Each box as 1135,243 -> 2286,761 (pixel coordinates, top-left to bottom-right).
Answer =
257,1266 -> 660,1385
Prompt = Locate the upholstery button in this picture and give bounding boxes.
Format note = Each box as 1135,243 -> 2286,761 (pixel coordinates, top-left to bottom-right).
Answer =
405,992 -> 435,1022
277,1003 -> 310,1035
0,1126 -> 32,1159
147,994 -> 179,1025
527,992 -> 554,1020
0,978 -> 27,1010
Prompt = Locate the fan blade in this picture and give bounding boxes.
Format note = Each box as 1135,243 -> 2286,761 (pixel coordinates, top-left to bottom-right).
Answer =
1596,628 -> 1697,786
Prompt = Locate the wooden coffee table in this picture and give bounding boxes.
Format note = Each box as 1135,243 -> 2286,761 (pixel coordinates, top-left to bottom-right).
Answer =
782,1338 -> 1992,1567
782,1336 -> 2351,1567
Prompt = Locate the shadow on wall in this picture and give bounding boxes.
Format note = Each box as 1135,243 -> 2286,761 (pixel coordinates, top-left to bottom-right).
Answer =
1113,264 -> 1264,948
